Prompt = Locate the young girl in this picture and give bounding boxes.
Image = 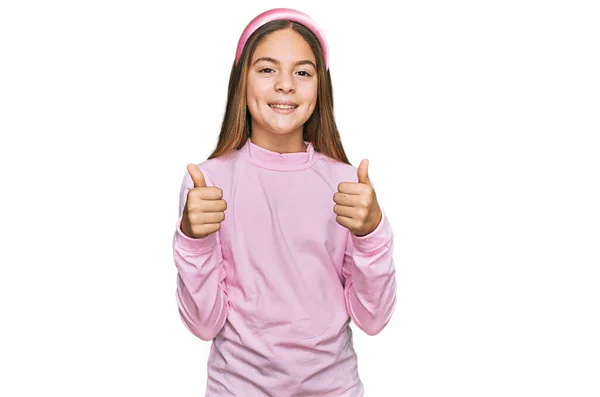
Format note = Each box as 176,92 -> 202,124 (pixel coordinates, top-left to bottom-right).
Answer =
173,8 -> 397,396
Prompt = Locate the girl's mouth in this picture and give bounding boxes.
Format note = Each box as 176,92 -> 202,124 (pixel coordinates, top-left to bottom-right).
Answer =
269,104 -> 298,114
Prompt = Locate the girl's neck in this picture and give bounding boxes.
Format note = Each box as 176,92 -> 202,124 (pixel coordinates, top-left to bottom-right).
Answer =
249,132 -> 307,154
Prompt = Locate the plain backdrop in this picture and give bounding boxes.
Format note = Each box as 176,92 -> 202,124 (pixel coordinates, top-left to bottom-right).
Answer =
1,0 -> 599,396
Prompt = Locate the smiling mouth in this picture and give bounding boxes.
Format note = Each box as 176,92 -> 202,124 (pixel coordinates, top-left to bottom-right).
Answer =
268,104 -> 298,109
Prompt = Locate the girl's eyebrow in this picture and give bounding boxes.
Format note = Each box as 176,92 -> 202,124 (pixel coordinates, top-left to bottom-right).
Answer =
253,56 -> 316,69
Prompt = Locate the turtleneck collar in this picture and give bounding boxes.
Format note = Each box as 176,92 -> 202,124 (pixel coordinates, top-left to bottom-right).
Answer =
241,138 -> 318,171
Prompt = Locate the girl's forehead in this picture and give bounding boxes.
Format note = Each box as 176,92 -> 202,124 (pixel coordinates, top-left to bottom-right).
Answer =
253,29 -> 316,63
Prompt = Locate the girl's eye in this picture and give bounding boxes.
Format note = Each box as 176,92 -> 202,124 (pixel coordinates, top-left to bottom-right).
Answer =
258,68 -> 312,77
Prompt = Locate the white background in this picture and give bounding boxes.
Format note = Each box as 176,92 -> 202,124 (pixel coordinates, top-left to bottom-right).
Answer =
1,0 -> 599,396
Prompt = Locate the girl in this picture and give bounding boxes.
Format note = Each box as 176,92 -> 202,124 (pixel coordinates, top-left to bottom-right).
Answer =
173,8 -> 397,397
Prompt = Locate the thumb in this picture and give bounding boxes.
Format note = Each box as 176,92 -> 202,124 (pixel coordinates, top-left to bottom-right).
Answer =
187,164 -> 207,187
357,159 -> 371,186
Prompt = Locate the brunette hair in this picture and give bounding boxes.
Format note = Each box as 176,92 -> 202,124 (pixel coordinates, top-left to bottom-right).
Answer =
206,20 -> 351,165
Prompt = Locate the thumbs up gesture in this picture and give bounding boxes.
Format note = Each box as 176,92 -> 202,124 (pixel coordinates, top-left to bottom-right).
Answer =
181,164 -> 227,239
333,159 -> 383,237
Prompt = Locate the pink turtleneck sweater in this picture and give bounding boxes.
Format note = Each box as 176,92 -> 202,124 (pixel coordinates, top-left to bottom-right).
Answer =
172,138 -> 397,397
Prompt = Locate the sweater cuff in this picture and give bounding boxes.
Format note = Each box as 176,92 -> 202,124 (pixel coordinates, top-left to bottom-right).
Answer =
174,216 -> 218,252
351,209 -> 393,253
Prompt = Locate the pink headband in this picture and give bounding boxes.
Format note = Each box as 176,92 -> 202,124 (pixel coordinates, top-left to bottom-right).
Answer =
235,8 -> 329,69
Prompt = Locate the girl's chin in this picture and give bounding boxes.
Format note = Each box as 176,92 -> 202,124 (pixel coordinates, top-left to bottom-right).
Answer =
264,120 -> 305,133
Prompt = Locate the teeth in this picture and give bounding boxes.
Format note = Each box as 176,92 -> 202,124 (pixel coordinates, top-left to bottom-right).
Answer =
269,104 -> 297,109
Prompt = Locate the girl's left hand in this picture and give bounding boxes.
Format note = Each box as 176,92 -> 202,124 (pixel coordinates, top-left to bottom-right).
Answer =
333,159 -> 383,237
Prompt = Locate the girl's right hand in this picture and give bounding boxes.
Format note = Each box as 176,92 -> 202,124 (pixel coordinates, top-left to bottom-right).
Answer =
181,164 -> 227,239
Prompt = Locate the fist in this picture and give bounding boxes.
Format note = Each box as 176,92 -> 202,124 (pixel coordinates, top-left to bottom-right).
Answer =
181,164 -> 227,239
333,159 -> 383,237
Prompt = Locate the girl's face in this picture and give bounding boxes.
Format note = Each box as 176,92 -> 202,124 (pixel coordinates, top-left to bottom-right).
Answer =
246,28 -> 318,141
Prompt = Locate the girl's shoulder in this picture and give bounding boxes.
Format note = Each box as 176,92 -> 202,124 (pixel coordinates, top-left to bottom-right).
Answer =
315,152 -> 359,184
182,150 -> 240,189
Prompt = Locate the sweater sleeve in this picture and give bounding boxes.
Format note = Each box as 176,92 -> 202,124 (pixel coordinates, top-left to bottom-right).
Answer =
172,168 -> 229,341
341,208 -> 397,336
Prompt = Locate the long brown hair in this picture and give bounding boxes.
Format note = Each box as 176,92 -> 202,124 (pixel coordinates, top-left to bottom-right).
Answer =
206,20 -> 351,165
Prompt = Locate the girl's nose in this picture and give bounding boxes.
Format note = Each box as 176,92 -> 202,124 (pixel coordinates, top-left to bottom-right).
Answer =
275,72 -> 295,93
